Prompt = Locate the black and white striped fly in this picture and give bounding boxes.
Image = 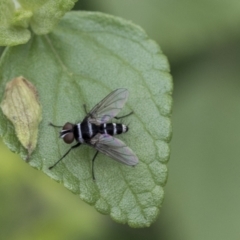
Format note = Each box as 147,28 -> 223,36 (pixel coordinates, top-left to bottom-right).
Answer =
49,88 -> 138,180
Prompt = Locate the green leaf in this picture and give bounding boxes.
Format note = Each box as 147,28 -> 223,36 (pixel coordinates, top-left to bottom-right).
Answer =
0,0 -> 77,46
0,11 -> 172,227
0,0 -> 31,46
18,0 -> 78,34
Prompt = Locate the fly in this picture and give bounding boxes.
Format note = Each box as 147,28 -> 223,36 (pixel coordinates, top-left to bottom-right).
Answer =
49,88 -> 138,180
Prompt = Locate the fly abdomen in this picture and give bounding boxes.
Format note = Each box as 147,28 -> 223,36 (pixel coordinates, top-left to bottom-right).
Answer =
99,123 -> 128,136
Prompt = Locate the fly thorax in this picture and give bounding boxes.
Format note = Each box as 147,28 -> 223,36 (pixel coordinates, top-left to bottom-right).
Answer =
74,123 -> 84,143
78,121 -> 99,142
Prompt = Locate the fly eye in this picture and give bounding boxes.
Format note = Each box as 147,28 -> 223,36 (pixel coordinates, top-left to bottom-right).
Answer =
63,132 -> 74,144
63,122 -> 73,130
62,122 -> 74,144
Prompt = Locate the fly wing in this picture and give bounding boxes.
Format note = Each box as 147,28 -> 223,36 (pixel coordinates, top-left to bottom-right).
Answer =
90,134 -> 138,165
87,88 -> 129,125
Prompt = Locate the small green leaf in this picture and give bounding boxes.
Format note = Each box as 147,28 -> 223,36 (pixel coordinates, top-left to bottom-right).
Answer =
0,0 -> 31,46
18,0 -> 78,34
0,11 -> 172,227
0,0 -> 77,46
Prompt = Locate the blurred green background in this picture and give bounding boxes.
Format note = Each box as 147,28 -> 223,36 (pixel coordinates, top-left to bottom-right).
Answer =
1,0 -> 240,239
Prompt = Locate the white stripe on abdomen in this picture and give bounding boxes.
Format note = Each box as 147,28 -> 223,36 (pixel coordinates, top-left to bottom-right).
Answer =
77,123 -> 84,143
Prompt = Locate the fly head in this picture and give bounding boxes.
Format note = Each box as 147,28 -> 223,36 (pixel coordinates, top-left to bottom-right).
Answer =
60,122 -> 75,144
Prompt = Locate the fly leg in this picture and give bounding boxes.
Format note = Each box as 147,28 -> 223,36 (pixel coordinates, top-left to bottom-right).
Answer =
92,151 -> 99,181
49,143 -> 81,170
83,104 -> 94,119
83,104 -> 88,115
49,122 -> 62,128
